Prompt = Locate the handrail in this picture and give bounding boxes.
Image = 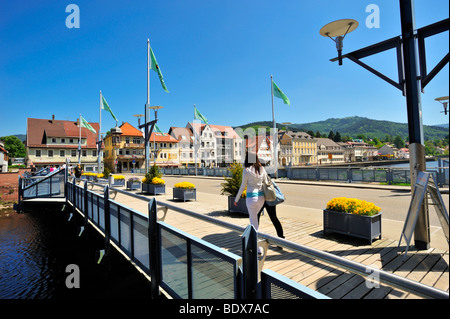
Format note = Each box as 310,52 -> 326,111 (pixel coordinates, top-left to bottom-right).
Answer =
85,181 -> 449,299
22,168 -> 66,190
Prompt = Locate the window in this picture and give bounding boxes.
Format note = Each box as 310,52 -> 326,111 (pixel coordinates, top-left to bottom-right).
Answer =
92,150 -> 97,157
70,138 -> 74,143
82,150 -> 87,157
60,150 -> 65,157
48,150 -> 53,157
35,149 -> 41,157
52,138 -> 56,143
133,137 -> 141,144
126,137 -> 130,144
71,150 -> 76,157
61,138 -> 65,143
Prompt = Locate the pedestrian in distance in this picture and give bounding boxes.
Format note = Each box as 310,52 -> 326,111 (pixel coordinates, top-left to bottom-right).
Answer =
74,164 -> 82,179
234,152 -> 268,232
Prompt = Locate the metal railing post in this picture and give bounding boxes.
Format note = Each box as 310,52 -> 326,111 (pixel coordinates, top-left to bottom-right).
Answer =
148,198 -> 161,299
103,185 -> 111,249
242,225 -> 259,299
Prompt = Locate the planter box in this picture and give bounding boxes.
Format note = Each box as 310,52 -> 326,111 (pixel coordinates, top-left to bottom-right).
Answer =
142,183 -> 165,195
173,188 -> 196,202
127,181 -> 141,190
228,196 -> 248,214
323,209 -> 382,244
112,179 -> 125,187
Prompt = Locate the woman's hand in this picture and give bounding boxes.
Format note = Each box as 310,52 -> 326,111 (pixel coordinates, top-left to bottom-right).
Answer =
233,201 -> 238,206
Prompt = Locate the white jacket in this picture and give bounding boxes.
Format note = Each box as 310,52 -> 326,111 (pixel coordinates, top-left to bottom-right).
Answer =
235,166 -> 267,202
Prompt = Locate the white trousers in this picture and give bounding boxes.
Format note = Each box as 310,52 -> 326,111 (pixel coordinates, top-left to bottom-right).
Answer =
246,195 -> 265,231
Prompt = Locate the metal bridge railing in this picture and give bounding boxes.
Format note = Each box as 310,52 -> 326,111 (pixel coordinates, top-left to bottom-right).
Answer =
66,179 -> 330,299
65,179 -> 448,299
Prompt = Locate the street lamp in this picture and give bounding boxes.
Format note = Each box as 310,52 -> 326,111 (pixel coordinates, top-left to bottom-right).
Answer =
149,106 -> 164,167
320,0 -> 449,250
133,114 -> 145,127
435,96 -> 449,115
320,19 -> 359,65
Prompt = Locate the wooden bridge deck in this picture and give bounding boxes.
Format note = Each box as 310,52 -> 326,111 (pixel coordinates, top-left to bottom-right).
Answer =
104,188 -> 448,300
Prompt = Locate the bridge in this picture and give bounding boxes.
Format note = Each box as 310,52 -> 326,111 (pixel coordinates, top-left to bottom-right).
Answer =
16,168 -> 449,299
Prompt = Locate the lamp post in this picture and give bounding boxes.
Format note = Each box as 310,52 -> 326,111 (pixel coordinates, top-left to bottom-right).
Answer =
321,0 -> 449,250
435,96 -> 449,115
149,106 -> 164,168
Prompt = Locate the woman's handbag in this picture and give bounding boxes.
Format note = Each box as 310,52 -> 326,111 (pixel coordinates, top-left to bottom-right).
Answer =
266,181 -> 285,206
262,174 -> 277,201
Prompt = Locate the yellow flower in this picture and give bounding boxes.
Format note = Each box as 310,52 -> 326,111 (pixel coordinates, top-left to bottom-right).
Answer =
113,175 -> 125,180
174,182 -> 195,189
152,177 -> 165,185
326,197 -> 380,216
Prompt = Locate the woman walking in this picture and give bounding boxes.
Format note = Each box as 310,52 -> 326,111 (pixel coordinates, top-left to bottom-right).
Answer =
234,152 -> 268,232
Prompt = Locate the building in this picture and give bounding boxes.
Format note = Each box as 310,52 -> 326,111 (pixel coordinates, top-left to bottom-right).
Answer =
377,144 -> 396,159
245,135 -> 273,165
187,122 -> 243,167
0,141 -> 8,173
103,122 -> 145,173
278,131 -> 293,167
26,116 -> 101,171
104,122 -> 180,172
286,131 -> 317,166
316,138 -> 345,164
398,147 -> 410,159
149,131 -> 180,168
340,139 -> 379,161
169,126 -> 195,167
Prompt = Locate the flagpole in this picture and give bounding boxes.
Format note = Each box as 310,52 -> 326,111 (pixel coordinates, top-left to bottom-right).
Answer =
78,113 -> 82,164
271,75 -> 278,178
194,104 -> 198,176
98,90 -> 102,173
145,38 -> 150,173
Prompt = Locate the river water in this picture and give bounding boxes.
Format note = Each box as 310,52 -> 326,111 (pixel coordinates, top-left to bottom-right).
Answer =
0,206 -> 151,299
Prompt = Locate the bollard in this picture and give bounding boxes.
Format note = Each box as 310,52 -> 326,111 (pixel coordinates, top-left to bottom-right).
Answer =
148,198 -> 161,299
242,225 -> 259,299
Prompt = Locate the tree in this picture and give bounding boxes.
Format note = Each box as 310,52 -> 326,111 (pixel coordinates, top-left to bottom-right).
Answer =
334,131 -> 342,142
0,135 -> 26,158
393,135 -> 405,149
315,131 -> 322,138
328,131 -> 335,141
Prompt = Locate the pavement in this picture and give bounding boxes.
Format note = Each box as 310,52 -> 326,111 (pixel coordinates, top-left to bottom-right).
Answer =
111,172 -> 449,251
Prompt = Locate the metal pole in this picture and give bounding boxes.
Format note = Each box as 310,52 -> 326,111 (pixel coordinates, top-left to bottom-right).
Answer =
98,90 -> 102,174
271,75 -> 278,179
399,0 -> 430,250
145,39 -> 150,173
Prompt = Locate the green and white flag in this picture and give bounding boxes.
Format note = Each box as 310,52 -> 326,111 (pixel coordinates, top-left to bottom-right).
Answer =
80,115 -> 96,134
194,105 -> 208,124
272,80 -> 290,106
150,45 -> 169,93
155,124 -> 164,134
101,96 -> 118,122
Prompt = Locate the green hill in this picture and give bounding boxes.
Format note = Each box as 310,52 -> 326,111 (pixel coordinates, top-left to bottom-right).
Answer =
235,116 -> 448,141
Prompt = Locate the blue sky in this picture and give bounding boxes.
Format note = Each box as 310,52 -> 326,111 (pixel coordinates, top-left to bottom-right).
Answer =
1,0 -> 448,137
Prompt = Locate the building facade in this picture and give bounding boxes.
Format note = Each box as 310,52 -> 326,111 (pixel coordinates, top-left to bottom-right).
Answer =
169,126 -> 194,167
26,116 -> 101,171
0,141 -> 8,173
316,138 -> 345,164
103,122 -> 145,173
287,131 -> 317,166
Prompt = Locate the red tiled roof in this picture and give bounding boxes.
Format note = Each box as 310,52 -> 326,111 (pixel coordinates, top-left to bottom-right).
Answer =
149,132 -> 179,143
119,122 -> 144,137
27,117 -> 100,149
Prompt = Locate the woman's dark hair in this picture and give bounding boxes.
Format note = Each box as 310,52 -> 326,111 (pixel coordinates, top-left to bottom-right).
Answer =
244,152 -> 262,174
